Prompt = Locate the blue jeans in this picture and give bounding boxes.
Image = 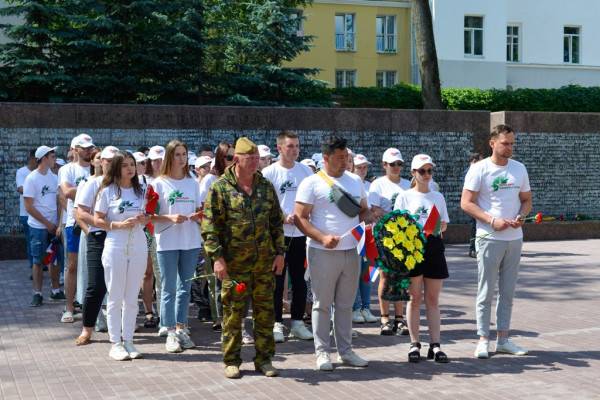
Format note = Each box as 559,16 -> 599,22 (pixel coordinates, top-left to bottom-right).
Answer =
353,259 -> 372,311
157,248 -> 201,328
20,216 -> 33,268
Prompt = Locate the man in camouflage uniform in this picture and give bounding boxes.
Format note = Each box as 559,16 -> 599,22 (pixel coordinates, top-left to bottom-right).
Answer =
201,137 -> 285,379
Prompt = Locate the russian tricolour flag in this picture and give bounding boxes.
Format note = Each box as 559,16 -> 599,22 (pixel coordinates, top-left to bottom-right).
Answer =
350,222 -> 366,257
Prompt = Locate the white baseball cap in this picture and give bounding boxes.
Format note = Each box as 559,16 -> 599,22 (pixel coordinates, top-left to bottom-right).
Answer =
101,146 -> 119,160
311,153 -> 323,163
35,145 -> 57,160
353,154 -> 371,166
132,151 -> 147,163
411,154 -> 436,170
56,158 -> 66,166
382,148 -> 404,164
300,159 -> 316,169
258,145 -> 274,158
73,134 -> 95,148
194,155 -> 213,168
148,145 -> 165,160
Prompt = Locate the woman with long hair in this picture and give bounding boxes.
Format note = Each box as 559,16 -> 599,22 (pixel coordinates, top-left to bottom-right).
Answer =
151,140 -> 203,353
394,154 -> 450,363
94,151 -> 148,360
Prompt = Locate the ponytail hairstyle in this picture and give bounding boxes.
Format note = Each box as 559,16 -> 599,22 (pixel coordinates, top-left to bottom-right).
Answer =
98,151 -> 143,200
160,140 -> 191,178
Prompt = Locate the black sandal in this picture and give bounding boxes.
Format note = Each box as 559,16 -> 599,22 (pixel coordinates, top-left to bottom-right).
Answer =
427,343 -> 449,363
380,315 -> 394,336
144,312 -> 158,328
394,316 -> 409,336
408,342 -> 421,363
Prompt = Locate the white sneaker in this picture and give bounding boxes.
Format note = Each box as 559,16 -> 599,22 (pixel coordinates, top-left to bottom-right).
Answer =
337,350 -> 368,367
165,332 -> 183,353
316,352 -> 333,371
290,320 -> 313,340
273,322 -> 285,343
474,340 -> 490,359
352,309 -> 365,323
496,339 -> 528,356
242,328 -> 254,345
61,310 -> 74,323
123,340 -> 143,359
176,330 -> 195,349
158,326 -> 169,337
109,343 -> 130,361
360,308 -> 378,323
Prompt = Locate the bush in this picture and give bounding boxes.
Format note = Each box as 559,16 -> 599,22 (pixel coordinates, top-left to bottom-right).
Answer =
333,85 -> 600,112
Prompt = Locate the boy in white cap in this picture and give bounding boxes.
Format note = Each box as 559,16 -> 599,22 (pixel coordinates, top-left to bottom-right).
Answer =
24,146 -> 62,307
258,145 -> 275,171
59,134 -> 95,323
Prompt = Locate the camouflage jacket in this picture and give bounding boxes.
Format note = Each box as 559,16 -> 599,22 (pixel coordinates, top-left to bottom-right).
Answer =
201,165 -> 285,269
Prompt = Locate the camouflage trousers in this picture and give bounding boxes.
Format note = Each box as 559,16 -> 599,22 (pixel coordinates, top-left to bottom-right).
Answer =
222,267 -> 275,368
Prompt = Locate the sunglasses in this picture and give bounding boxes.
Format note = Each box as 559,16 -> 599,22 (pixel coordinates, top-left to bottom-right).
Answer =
387,162 -> 403,167
225,155 -> 234,161
416,168 -> 434,175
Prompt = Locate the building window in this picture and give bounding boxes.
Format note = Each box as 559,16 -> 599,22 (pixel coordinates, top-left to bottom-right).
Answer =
376,71 -> 397,88
564,26 -> 580,64
335,14 -> 355,51
335,70 -> 356,88
506,25 -> 520,62
464,16 -> 483,56
376,15 -> 396,53
290,10 -> 304,37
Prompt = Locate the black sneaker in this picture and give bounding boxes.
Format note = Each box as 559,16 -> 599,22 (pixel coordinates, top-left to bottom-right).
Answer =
50,291 -> 66,300
30,293 -> 43,307
395,318 -> 409,336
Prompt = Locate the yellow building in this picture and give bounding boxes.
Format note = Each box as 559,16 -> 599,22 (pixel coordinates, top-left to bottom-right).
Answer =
285,0 -> 413,88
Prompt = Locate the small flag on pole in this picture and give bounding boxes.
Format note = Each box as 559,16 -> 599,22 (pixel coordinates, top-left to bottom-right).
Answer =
350,222 -> 366,257
369,266 -> 380,282
365,224 -> 379,264
423,205 -> 441,237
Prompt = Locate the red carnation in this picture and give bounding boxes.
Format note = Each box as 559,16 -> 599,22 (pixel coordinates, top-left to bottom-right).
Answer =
535,212 -> 543,224
235,282 -> 247,294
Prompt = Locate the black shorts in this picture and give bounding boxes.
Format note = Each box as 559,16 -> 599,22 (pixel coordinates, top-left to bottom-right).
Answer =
409,235 -> 449,279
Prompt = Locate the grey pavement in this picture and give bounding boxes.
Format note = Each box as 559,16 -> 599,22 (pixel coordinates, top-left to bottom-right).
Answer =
1,240 -> 599,400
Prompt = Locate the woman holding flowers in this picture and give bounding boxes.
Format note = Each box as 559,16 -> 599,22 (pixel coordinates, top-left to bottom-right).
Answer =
394,154 -> 450,363
94,151 -> 149,360
151,140 -> 203,353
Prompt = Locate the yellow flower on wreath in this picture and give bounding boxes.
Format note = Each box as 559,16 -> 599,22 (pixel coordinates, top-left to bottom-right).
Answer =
414,238 -> 423,251
397,217 -> 408,228
383,236 -> 395,249
405,224 -> 419,239
385,221 -> 399,235
413,252 -> 424,263
403,239 -> 415,252
405,255 -> 416,270
391,248 -> 404,261
393,231 -> 406,245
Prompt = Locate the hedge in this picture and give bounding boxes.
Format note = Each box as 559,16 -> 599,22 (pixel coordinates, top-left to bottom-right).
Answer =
333,84 -> 600,112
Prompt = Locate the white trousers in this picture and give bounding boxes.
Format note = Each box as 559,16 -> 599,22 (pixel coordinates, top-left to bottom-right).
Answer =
308,247 -> 360,356
102,239 -> 147,343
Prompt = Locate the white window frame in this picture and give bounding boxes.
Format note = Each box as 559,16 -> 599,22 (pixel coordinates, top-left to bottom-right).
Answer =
563,26 -> 581,64
335,69 -> 357,88
376,15 -> 397,53
464,15 -> 484,58
506,23 -> 521,63
335,14 -> 356,52
376,70 -> 397,88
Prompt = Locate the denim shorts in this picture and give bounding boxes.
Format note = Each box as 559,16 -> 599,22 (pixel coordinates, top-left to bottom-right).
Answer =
29,227 -> 50,265
65,226 -> 80,253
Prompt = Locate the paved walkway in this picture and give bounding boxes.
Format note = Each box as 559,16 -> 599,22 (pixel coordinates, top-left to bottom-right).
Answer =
1,240 -> 599,400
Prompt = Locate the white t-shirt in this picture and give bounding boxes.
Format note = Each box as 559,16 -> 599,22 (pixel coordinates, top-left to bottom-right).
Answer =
152,176 -> 202,251
75,176 -> 103,233
23,169 -> 58,229
198,173 -> 217,204
394,189 -> 450,233
95,185 -> 146,246
262,161 -> 313,237
296,171 -> 366,251
16,166 -> 33,217
463,158 -> 531,241
59,163 -> 91,227
368,176 -> 410,212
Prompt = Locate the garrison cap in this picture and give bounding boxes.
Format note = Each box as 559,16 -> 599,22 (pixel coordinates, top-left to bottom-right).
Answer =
234,137 -> 258,155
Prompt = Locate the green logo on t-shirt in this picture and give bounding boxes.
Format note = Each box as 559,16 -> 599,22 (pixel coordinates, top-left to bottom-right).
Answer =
75,176 -> 88,186
492,176 -> 509,192
118,200 -> 134,214
41,185 -> 50,196
168,190 -> 183,205
279,180 -> 293,194
415,206 -> 429,216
